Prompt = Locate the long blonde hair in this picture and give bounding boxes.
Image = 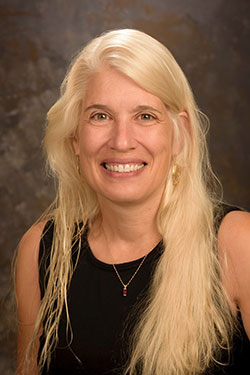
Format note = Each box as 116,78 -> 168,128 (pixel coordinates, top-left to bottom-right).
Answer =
30,29 -> 235,374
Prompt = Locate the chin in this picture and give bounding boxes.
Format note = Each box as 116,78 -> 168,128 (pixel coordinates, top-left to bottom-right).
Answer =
99,190 -> 147,205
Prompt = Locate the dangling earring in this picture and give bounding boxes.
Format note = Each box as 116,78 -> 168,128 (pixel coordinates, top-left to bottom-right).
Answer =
172,163 -> 181,186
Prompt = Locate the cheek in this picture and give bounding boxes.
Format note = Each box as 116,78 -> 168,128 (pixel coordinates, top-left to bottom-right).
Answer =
78,128 -> 105,158
150,133 -> 174,177
149,129 -> 173,159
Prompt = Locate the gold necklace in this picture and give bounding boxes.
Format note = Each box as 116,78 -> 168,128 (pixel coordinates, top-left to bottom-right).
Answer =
102,227 -> 148,297
112,255 -> 147,297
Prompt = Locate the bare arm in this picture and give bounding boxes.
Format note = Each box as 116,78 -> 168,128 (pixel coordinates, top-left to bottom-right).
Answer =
218,210 -> 250,339
16,222 -> 46,374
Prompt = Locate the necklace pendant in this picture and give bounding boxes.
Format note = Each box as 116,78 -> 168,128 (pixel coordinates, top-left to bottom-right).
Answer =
123,286 -> 127,297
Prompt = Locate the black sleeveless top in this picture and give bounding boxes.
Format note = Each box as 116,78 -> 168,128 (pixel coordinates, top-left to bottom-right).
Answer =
39,205 -> 250,374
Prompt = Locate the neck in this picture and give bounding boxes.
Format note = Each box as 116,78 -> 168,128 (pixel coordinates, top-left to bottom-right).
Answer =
88,197 -> 162,264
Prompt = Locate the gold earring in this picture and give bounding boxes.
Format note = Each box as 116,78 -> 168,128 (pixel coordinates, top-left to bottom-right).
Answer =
172,163 -> 181,186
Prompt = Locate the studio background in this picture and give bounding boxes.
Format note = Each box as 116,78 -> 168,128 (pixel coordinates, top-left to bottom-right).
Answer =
0,0 -> 249,373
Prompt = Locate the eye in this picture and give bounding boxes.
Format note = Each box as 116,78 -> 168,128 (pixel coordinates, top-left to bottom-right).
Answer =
138,113 -> 157,121
91,112 -> 110,121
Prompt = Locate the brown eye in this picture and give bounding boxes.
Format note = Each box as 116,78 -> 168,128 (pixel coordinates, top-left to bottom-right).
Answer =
139,113 -> 156,121
92,113 -> 109,120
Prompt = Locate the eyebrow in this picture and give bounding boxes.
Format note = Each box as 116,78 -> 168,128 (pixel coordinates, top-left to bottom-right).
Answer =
84,104 -> 110,112
133,105 -> 162,114
84,104 -> 162,114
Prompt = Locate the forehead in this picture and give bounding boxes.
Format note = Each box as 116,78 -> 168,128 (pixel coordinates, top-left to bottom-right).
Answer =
83,68 -> 166,110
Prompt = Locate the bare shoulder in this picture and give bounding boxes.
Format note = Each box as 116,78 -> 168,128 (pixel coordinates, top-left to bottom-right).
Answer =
16,221 -> 47,277
16,221 -> 47,324
219,209 -> 250,236
18,221 -> 47,250
16,222 -> 48,373
218,210 -> 250,262
17,221 -> 47,272
218,209 -> 250,338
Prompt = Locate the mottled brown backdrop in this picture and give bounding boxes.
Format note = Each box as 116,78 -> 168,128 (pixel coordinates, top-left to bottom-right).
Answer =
0,0 -> 249,373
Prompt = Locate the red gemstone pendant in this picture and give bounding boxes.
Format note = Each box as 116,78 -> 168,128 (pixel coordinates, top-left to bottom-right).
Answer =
123,287 -> 127,297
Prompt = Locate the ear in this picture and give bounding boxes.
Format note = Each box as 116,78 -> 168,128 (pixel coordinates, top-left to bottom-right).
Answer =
72,131 -> 80,156
171,111 -> 190,157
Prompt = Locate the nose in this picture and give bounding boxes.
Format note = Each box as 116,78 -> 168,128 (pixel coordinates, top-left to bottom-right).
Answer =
108,117 -> 136,151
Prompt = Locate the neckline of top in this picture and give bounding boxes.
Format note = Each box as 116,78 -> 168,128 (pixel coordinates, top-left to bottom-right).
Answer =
82,232 -> 163,271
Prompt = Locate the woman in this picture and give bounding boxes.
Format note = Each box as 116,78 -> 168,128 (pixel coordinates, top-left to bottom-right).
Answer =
16,29 -> 250,375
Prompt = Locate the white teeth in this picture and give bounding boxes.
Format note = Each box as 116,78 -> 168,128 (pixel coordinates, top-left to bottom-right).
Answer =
105,163 -> 145,173
124,164 -> 130,172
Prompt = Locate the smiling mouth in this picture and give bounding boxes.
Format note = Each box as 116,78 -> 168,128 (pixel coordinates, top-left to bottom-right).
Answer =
102,163 -> 146,173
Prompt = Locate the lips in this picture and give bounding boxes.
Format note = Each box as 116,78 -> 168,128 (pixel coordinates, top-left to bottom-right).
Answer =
101,160 -> 147,173
104,163 -> 145,172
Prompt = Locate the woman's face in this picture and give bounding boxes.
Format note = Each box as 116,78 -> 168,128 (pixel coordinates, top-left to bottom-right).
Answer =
74,68 -> 182,207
